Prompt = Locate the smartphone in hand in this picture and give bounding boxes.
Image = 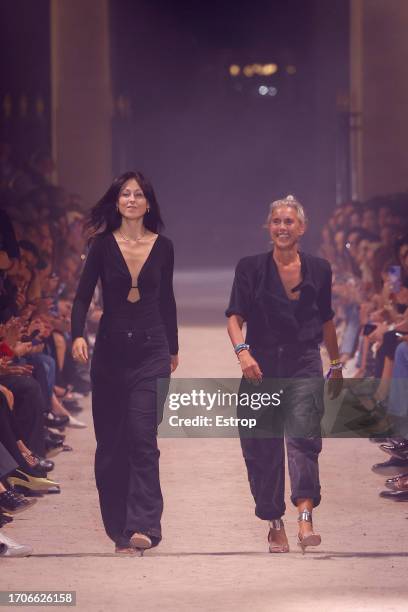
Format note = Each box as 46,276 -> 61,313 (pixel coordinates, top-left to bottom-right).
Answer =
21,329 -> 41,343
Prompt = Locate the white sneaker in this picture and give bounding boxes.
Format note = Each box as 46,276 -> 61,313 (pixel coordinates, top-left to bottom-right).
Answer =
0,531 -> 33,557
67,415 -> 87,429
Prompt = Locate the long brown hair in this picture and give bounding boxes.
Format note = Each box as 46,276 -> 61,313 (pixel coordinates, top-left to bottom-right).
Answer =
85,171 -> 164,238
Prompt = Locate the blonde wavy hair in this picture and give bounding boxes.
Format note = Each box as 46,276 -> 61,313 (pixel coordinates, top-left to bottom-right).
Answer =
266,194 -> 307,226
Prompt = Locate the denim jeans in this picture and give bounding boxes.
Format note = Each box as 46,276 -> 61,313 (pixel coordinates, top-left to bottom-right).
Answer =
340,303 -> 360,356
387,342 -> 408,435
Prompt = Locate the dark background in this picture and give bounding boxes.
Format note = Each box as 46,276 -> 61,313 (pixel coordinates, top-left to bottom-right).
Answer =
110,0 -> 350,264
1,0 -> 350,266
0,0 -> 51,162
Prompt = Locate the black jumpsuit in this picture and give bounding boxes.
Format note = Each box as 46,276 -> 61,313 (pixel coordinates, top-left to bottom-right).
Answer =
226,249 -> 334,520
71,233 -> 178,547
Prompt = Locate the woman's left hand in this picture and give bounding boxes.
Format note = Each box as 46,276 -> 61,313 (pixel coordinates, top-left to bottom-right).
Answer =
170,354 -> 179,373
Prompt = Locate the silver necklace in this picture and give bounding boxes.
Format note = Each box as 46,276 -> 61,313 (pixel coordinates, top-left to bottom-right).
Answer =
118,228 -> 146,243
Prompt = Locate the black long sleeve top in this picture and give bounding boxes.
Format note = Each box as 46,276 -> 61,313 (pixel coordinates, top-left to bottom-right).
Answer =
226,249 -> 334,348
71,233 -> 179,354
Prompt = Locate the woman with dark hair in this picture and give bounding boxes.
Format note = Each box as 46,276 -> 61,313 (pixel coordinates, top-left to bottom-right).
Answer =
71,171 -> 178,554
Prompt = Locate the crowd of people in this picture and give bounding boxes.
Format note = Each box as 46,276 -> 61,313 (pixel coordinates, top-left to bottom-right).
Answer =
0,146 -> 101,556
1,143 -> 407,556
319,198 -> 408,500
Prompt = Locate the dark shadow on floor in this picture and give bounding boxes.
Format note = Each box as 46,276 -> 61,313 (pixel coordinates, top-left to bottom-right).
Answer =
29,550 -> 408,559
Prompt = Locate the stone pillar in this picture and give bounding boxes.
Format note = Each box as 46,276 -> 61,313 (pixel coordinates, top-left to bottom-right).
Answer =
351,0 -> 408,200
50,0 -> 112,205
349,0 -> 364,200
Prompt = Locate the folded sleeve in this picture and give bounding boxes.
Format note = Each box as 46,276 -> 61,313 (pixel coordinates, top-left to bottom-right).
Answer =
159,239 -> 179,355
317,260 -> 335,323
71,238 -> 102,340
225,258 -> 252,320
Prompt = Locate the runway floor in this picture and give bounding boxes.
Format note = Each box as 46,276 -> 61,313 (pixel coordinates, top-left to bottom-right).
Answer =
2,324 -> 408,611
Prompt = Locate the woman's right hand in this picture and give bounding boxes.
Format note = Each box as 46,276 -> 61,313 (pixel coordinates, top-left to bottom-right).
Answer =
238,350 -> 263,384
72,337 -> 88,363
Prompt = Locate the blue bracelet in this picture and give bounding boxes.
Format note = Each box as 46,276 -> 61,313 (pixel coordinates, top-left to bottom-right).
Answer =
234,343 -> 250,354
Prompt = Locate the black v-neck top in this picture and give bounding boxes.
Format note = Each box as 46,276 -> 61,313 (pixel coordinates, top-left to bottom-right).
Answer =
226,249 -> 334,348
71,233 -> 178,354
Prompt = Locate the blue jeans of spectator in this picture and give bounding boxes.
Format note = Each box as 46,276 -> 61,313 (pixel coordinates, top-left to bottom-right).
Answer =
25,354 -> 56,412
388,342 -> 408,436
340,303 -> 360,356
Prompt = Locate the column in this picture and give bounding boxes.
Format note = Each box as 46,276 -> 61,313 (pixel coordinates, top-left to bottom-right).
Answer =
50,0 -> 112,204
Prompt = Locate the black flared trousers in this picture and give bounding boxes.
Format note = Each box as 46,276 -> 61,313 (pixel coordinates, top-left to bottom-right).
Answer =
90,324 -> 171,548
0,374 -> 46,457
239,343 -> 324,520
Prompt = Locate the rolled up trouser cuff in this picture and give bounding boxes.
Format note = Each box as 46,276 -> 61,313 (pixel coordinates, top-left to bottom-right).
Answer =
255,503 -> 286,521
291,490 -> 321,508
